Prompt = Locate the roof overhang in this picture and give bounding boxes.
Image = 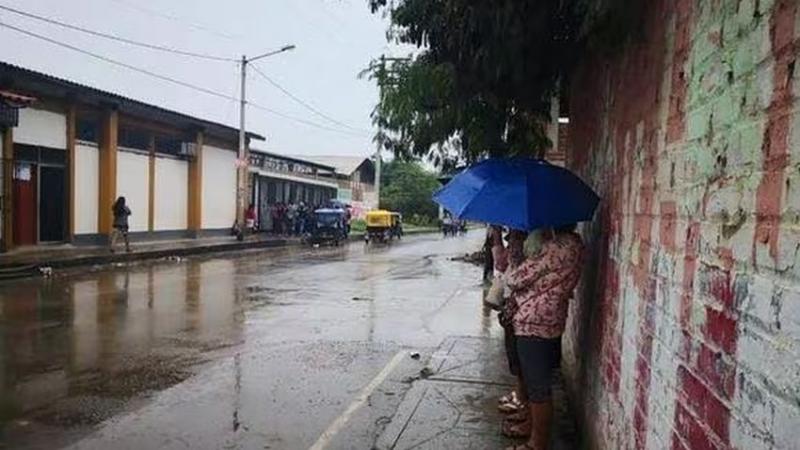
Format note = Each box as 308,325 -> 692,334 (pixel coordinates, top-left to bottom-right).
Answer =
0,62 -> 262,143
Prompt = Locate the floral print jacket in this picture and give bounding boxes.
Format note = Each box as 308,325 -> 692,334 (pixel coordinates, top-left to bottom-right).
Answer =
506,232 -> 583,338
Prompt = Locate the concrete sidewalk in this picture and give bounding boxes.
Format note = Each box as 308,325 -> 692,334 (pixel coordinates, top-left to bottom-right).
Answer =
0,234 -> 293,275
0,228 -> 440,278
375,336 -> 579,450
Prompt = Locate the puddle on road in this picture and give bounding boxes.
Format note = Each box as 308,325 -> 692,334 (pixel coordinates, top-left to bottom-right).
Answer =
0,234 -> 491,449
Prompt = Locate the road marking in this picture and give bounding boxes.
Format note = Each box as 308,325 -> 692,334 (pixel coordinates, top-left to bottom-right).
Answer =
308,350 -> 407,450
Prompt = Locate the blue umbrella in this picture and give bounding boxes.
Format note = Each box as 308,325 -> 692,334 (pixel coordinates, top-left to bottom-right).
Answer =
433,158 -> 599,231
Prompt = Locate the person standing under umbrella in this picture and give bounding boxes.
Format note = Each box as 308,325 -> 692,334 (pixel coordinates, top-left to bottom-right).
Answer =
502,224 -> 583,450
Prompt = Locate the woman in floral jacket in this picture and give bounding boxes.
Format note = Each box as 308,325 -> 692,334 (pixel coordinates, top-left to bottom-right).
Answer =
502,224 -> 583,450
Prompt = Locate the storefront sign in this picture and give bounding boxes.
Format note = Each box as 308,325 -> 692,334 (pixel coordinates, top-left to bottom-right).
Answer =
337,188 -> 352,203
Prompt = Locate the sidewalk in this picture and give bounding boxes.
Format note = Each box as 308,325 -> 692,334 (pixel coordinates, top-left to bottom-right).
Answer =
0,234 -> 294,275
0,228 -> 440,278
376,336 -> 578,450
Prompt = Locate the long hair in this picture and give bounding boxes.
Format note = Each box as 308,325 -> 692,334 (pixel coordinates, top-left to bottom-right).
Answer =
113,196 -> 127,215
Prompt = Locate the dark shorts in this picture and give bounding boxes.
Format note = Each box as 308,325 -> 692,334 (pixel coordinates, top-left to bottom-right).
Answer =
516,335 -> 561,402
504,327 -> 520,376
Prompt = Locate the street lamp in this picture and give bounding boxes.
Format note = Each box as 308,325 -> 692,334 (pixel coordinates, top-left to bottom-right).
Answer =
236,44 -> 295,228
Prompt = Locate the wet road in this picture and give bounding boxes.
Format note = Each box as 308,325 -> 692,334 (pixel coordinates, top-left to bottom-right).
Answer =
0,233 -> 500,449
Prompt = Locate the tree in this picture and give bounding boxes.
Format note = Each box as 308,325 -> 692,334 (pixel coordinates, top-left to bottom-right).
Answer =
366,1 -> 582,164
366,0 -> 641,165
380,160 -> 441,223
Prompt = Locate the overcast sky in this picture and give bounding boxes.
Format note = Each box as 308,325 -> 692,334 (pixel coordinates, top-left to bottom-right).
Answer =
0,0 -> 403,157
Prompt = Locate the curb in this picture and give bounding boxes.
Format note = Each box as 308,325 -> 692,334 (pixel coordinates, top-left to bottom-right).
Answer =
0,229 -> 441,279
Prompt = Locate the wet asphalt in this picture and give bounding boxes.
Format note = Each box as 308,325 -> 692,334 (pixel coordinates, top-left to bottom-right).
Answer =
0,233 -> 501,449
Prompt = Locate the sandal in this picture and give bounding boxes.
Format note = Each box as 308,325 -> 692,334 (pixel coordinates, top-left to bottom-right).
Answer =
498,391 -> 517,405
505,407 -> 529,423
498,400 -> 522,413
498,391 -> 522,413
501,419 -> 531,438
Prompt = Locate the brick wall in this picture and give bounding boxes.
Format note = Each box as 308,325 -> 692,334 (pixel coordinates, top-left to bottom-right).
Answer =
563,1 -> 800,449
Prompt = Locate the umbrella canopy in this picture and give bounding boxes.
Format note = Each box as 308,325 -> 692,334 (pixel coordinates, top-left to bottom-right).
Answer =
433,158 -> 599,231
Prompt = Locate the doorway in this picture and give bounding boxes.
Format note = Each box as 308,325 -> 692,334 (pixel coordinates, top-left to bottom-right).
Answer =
39,165 -> 65,242
12,144 -> 67,246
12,161 -> 36,246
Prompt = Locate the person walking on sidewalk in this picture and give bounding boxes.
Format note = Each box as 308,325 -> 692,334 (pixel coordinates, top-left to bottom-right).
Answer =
110,196 -> 132,254
502,224 -> 583,450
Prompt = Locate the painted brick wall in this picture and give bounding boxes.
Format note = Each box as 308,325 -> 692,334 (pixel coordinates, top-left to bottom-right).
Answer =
563,1 -> 800,449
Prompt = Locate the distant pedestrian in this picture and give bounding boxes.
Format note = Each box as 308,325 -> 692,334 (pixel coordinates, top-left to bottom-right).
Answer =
296,202 -> 308,235
271,203 -> 281,234
287,203 -> 298,235
245,204 -> 257,233
110,196 -> 131,253
344,206 -> 352,236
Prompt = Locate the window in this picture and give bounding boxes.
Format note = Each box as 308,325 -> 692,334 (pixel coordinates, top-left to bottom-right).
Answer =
118,126 -> 149,150
76,117 -> 100,143
155,135 -> 182,157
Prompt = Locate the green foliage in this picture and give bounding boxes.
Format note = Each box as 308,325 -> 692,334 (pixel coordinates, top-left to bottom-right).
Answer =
366,0 -> 640,166
366,0 -> 584,164
379,160 -> 441,221
350,218 -> 367,233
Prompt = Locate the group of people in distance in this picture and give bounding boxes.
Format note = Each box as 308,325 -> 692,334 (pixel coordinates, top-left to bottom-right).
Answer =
485,224 -> 584,450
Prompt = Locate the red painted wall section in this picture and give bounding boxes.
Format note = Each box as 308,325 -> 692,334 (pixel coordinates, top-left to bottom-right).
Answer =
754,0 -> 797,264
562,0 -> 800,449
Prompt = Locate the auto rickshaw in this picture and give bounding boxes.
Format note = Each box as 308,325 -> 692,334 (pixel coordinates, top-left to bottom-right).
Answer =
365,210 -> 403,244
309,208 -> 347,246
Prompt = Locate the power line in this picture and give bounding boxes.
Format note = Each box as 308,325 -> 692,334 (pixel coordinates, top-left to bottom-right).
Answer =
108,0 -> 240,40
249,102 -> 370,138
0,20 -> 372,139
250,63 -> 369,133
0,20 -> 236,99
0,3 -> 236,62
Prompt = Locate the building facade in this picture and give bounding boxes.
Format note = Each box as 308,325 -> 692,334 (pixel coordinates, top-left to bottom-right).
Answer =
248,150 -> 338,231
297,155 -> 377,217
0,62 -> 262,250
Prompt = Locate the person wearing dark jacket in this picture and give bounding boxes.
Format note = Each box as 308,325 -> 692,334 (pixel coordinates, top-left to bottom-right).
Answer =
110,196 -> 132,253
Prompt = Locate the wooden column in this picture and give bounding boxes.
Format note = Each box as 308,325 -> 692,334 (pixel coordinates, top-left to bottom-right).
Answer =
187,131 -> 203,236
98,109 -> 118,237
148,135 -> 155,232
66,105 -> 76,242
2,127 -> 13,251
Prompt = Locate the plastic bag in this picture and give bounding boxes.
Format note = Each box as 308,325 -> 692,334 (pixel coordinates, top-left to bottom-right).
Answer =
485,273 -> 506,309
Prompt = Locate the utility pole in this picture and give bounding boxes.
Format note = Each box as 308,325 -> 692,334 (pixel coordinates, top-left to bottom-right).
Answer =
237,54 -> 247,228
374,144 -> 381,209
371,55 -> 409,211
236,45 -> 295,228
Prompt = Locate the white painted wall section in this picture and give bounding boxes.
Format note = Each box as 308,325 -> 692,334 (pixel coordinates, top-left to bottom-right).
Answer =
116,151 -> 149,232
154,157 -> 188,230
15,107 -> 67,149
74,143 -> 99,234
202,145 -> 237,229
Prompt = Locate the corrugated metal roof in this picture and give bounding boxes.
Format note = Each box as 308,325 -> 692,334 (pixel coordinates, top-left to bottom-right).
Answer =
250,148 -> 336,172
290,155 -> 373,176
0,61 -> 264,143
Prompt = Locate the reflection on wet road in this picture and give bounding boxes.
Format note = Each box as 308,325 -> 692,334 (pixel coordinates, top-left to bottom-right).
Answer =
0,233 -> 498,449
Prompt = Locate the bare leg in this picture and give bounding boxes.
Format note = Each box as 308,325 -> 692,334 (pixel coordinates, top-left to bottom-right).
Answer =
124,231 -> 131,252
525,400 -> 553,450
109,229 -> 118,253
